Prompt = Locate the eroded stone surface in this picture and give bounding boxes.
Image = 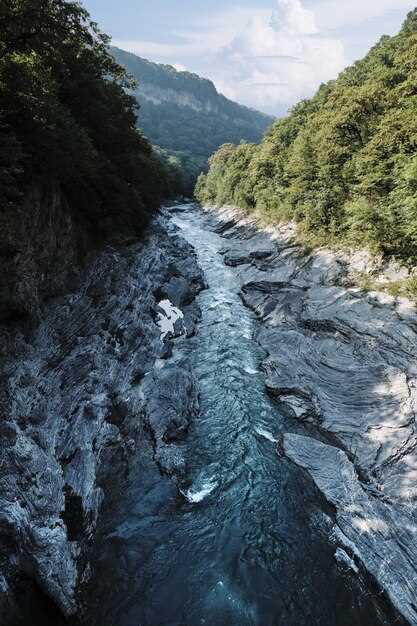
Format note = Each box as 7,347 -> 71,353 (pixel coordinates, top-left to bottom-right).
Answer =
0,215 -> 204,622
209,206 -> 417,624
283,434 -> 417,625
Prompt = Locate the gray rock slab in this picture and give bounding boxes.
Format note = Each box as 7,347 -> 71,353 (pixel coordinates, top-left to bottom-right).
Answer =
210,206 -> 417,625
0,215 -> 204,621
283,434 -> 417,625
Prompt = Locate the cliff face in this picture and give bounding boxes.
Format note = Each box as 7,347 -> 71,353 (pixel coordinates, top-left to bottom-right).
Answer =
0,185 -> 89,321
0,177 -> 163,323
138,83 -> 220,114
110,46 -> 272,127
0,206 -> 205,624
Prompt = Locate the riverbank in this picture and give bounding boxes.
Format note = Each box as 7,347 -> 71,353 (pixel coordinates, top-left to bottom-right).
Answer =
0,212 -> 205,624
205,204 -> 417,305
200,202 -> 417,625
79,202 -> 394,626
2,201 -> 416,625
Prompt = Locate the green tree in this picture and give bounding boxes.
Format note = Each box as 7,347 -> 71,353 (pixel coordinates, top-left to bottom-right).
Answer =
196,8 -> 417,264
0,0 -> 180,237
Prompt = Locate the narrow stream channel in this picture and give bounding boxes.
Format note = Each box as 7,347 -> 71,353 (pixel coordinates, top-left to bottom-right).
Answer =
85,204 -> 392,626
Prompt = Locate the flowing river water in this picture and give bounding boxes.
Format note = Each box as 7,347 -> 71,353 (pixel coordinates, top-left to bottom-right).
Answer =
84,204 -> 393,626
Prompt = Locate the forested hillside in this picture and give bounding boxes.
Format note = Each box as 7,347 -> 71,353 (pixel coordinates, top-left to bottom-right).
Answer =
111,47 -> 274,190
0,1 -> 181,231
0,0 -> 181,319
196,10 -> 417,264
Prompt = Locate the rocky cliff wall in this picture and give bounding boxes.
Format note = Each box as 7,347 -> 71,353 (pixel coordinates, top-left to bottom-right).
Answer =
0,184 -> 92,322
0,181 -> 158,323
137,83 -> 219,113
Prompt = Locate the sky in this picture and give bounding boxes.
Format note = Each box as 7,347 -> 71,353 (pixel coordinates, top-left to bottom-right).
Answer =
82,0 -> 416,116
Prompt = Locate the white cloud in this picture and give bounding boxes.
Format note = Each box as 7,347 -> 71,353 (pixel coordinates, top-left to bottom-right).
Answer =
112,39 -> 199,59
312,0 -> 415,31
172,63 -> 187,72
209,0 -> 347,113
114,0 -> 413,115
272,0 -> 318,34
114,7 -> 271,61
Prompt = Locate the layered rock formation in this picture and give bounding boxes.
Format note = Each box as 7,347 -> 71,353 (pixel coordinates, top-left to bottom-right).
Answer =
0,209 -> 204,624
0,184 -> 89,321
0,182 -> 154,323
3,195 -> 417,624
206,206 -> 417,625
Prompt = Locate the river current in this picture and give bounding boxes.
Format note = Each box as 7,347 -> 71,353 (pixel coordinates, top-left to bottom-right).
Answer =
85,204 -> 392,626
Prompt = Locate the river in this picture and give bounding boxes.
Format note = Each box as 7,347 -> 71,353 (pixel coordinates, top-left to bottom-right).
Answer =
83,204 -> 392,626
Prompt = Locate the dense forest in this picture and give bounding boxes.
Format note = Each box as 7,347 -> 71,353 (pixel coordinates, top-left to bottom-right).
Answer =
196,10 -> 417,265
111,47 -> 274,191
0,0 -> 182,239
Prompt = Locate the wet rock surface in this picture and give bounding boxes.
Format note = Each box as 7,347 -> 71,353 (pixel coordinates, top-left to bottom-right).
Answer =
283,434 -> 417,625
80,203 -> 393,626
206,206 -> 417,625
0,212 -> 204,624
2,199 -> 416,625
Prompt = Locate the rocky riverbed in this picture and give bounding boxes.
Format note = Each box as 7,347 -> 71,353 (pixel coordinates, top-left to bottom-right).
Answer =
205,204 -> 417,625
0,212 -> 204,624
1,201 -> 417,625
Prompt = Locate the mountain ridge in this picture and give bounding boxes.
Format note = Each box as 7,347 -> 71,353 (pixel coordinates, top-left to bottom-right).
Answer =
111,46 -> 273,119
110,46 -> 274,189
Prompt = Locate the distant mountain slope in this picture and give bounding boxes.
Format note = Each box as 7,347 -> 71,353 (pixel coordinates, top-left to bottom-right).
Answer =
111,47 -> 274,189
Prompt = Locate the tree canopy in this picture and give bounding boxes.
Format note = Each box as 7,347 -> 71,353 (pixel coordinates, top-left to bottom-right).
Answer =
196,10 -> 417,264
0,0 -> 181,236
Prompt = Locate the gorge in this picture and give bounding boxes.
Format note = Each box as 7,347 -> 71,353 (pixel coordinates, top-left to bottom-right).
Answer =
79,203 -> 417,626
2,2 -> 417,625
2,201 -> 417,625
